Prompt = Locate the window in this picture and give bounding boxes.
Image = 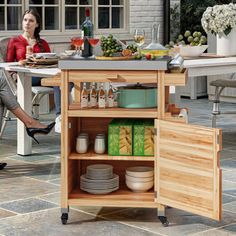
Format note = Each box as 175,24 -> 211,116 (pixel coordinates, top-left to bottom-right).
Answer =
97,0 -> 124,29
0,0 -> 128,34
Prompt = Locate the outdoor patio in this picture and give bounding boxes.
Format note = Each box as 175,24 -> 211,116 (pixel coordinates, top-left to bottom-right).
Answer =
0,98 -> 236,236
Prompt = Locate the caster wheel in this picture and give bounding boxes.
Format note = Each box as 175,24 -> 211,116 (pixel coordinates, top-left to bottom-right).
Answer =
61,213 -> 68,225
158,216 -> 169,227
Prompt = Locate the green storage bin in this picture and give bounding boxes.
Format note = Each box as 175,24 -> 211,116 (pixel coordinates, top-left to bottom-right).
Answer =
108,119 -> 133,156
133,119 -> 154,156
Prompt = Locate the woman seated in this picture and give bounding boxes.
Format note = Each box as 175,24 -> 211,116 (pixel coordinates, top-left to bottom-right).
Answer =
6,8 -> 62,128
6,8 -> 50,86
0,73 -> 55,170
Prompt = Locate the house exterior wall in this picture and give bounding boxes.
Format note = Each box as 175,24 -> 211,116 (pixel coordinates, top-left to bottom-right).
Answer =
51,1 -> 168,53
129,0 -> 164,46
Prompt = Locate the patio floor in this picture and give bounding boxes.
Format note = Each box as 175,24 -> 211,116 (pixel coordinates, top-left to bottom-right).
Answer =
0,98 -> 236,236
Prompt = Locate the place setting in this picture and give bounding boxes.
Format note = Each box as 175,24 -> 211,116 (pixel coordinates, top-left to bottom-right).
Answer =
19,52 -> 59,68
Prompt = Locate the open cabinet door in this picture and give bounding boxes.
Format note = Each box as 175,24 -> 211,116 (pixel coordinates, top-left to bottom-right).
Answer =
156,120 -> 222,220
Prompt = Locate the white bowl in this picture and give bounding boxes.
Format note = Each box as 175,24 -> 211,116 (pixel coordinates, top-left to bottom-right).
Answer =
126,180 -> 154,192
126,166 -> 154,178
125,174 -> 153,182
179,45 -> 208,57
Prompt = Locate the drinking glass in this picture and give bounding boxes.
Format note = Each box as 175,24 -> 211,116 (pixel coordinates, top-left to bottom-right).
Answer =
71,36 -> 84,58
133,29 -> 145,56
87,36 -> 100,47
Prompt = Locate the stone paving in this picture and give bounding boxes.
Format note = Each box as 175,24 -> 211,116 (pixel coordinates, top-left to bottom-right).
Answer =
0,98 -> 236,236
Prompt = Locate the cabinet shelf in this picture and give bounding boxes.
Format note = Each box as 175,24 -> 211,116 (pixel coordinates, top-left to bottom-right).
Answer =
68,104 -> 158,118
69,152 -> 154,161
68,185 -> 156,208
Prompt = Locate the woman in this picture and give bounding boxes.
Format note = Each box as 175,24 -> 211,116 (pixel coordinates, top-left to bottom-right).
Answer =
0,73 -> 55,170
6,8 -> 50,86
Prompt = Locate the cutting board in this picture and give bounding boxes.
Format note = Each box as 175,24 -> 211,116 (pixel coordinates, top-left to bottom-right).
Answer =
95,55 -> 135,60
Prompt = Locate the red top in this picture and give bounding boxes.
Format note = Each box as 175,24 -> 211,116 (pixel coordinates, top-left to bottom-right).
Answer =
6,35 -> 51,62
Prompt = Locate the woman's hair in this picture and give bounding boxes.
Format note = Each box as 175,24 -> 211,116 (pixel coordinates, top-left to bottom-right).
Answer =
22,8 -> 45,52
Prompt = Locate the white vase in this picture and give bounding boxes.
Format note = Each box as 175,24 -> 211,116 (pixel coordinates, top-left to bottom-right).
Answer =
217,27 -> 236,56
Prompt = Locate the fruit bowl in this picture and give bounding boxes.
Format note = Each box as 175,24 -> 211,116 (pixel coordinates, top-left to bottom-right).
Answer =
179,45 -> 208,57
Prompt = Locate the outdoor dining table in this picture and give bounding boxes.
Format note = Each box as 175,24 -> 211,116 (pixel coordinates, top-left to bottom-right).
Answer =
0,62 -> 60,155
0,56 -> 236,156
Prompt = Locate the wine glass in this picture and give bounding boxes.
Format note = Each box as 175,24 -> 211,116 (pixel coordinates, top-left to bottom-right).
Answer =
71,36 -> 84,58
86,36 -> 100,56
133,29 -> 145,56
87,36 -> 100,47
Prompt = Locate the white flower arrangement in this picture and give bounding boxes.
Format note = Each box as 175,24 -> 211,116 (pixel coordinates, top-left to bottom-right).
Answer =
201,3 -> 236,37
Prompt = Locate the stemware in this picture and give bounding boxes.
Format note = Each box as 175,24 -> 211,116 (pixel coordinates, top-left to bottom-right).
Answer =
71,36 -> 84,58
87,36 -> 100,47
133,29 -> 145,55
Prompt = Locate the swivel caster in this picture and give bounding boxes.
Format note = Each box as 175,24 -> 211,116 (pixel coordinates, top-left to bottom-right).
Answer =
158,216 -> 169,227
61,213 -> 68,225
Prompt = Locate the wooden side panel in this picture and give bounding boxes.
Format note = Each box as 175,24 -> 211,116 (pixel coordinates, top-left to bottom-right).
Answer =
165,69 -> 188,86
156,120 -> 222,220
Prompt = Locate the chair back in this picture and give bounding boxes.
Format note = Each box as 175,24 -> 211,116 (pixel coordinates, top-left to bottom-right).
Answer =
0,37 -> 17,96
0,37 -> 11,62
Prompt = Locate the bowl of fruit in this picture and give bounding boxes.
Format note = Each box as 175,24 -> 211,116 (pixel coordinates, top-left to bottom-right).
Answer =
167,31 -> 208,57
179,44 -> 208,57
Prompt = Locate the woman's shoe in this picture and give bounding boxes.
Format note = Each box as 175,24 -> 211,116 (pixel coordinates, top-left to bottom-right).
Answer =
26,122 -> 56,144
0,163 -> 7,170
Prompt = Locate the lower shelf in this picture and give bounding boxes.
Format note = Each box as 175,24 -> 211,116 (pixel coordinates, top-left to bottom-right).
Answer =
69,152 -> 154,161
68,185 -> 156,208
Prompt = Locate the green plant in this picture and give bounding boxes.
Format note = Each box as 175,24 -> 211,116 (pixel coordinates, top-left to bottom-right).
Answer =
180,0 -> 236,35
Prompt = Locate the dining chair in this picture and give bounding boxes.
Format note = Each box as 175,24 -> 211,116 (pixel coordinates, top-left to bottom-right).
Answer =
210,73 -> 236,127
0,36 -> 54,138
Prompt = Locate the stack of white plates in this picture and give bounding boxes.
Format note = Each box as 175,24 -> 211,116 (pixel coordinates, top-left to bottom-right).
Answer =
125,166 -> 154,192
80,164 -> 119,194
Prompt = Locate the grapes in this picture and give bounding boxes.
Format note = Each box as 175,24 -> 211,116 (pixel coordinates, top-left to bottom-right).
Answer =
126,44 -> 138,53
100,34 -> 123,57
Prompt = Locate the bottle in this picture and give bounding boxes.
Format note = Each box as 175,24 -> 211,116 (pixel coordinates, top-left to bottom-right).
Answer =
81,82 -> 88,108
81,7 -> 93,57
107,84 -> 114,108
98,83 -> 106,108
90,82 -> 97,107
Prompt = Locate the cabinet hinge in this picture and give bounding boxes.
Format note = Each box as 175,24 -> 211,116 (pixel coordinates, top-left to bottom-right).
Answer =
68,122 -> 71,129
155,191 -> 157,198
154,128 -> 157,136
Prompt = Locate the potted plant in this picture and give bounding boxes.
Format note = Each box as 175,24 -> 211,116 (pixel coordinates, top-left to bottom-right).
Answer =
201,3 -> 236,56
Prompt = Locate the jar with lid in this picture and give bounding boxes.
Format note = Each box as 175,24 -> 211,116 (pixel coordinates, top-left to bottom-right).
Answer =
76,136 -> 88,153
94,134 -> 106,154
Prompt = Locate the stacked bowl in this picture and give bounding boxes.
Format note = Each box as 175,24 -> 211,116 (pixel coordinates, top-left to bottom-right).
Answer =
125,166 -> 154,192
80,164 -> 119,194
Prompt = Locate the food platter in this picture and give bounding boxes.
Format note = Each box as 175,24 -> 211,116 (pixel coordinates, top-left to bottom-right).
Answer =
27,57 -> 59,65
19,57 -> 59,68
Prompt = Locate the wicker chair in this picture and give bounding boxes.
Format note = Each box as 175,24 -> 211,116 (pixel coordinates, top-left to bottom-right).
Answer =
210,73 -> 236,127
0,37 -> 54,138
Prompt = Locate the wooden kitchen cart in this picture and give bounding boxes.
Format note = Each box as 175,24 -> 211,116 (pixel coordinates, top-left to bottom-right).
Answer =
58,59 -> 222,226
